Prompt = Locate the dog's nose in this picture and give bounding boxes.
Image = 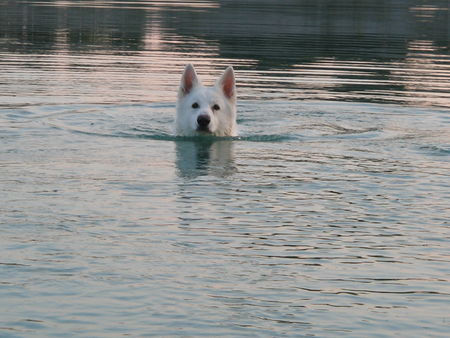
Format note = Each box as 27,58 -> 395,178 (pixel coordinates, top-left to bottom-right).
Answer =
197,115 -> 211,128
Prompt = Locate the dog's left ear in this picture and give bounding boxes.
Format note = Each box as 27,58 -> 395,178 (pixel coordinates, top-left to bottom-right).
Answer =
217,66 -> 236,101
179,64 -> 200,97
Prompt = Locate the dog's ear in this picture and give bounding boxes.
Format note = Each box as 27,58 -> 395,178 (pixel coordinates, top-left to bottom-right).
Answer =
179,64 -> 200,96
217,66 -> 236,101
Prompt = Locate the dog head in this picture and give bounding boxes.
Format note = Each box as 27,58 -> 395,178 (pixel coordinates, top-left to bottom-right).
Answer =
176,64 -> 237,137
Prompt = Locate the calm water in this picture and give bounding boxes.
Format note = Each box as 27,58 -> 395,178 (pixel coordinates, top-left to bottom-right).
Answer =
1,1 -> 450,336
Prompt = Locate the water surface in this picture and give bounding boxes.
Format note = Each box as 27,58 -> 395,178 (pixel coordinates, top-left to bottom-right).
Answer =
1,1 -> 450,336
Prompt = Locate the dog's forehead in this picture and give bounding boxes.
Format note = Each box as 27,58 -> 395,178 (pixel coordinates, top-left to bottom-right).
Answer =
188,86 -> 224,103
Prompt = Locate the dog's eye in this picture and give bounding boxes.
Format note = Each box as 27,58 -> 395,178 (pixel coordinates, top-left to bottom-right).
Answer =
192,102 -> 199,109
212,104 -> 220,111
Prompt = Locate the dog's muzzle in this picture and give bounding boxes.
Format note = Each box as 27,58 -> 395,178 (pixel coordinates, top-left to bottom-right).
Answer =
197,115 -> 211,132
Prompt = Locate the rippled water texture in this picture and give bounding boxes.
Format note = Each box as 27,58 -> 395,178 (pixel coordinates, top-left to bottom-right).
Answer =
1,1 -> 450,336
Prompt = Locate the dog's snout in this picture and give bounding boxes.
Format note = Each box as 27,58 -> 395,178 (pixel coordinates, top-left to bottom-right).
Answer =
197,115 -> 211,128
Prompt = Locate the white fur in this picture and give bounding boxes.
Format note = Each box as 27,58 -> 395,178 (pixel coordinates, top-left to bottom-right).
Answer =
176,64 -> 237,137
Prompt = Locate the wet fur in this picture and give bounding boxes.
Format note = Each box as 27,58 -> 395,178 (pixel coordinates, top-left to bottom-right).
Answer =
176,64 -> 237,137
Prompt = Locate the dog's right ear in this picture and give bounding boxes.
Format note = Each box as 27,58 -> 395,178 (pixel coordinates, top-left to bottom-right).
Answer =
179,64 -> 200,97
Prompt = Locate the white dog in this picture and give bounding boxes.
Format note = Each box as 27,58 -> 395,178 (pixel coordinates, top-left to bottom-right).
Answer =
176,64 -> 237,136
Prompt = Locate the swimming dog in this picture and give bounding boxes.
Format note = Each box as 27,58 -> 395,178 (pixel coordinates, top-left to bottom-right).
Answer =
176,64 -> 237,136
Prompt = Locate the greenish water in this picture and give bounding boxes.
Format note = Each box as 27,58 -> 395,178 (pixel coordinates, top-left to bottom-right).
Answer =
1,1 -> 449,336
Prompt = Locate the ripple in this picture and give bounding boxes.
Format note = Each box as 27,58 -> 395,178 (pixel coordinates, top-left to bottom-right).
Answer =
2,1 -> 450,336
10,101 -> 445,148
419,145 -> 450,156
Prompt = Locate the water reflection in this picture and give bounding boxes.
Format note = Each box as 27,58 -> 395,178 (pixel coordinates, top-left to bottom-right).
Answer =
175,139 -> 236,178
2,0 -> 448,56
1,2 -> 450,336
1,0 -> 449,107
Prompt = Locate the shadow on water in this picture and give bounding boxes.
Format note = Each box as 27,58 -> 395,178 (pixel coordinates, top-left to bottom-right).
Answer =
175,139 -> 236,178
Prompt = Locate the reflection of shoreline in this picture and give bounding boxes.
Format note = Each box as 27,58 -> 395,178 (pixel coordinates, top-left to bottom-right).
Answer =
1,1 -> 448,59
175,139 -> 236,178
1,1 -> 449,108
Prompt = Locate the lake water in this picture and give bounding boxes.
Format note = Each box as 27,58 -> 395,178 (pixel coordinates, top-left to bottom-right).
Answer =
1,0 -> 450,336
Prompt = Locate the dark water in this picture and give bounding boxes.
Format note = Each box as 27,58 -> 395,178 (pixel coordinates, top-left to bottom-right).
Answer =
1,1 -> 450,336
